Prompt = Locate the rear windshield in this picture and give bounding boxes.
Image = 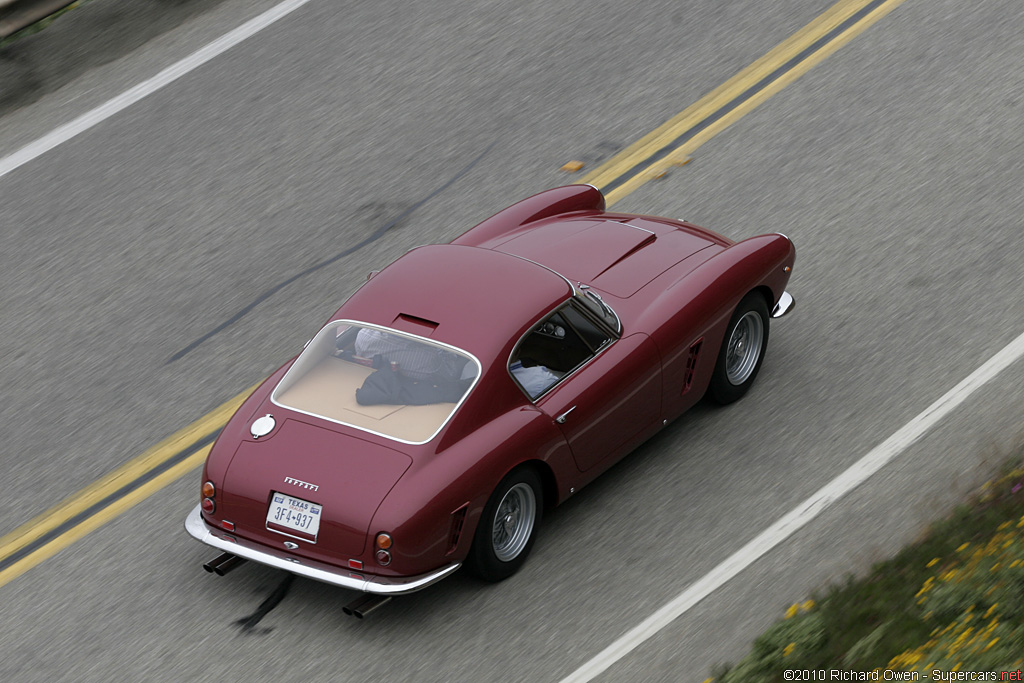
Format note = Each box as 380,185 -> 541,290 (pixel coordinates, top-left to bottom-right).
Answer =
271,321 -> 480,444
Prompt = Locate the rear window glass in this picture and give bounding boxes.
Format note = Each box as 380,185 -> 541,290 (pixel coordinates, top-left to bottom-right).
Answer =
271,321 -> 480,444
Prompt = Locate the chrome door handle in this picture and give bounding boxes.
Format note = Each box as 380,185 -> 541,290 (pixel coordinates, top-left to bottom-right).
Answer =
555,406 -> 576,424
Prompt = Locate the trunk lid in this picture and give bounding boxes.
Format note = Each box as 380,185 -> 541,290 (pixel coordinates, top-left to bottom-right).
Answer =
221,418 -> 412,558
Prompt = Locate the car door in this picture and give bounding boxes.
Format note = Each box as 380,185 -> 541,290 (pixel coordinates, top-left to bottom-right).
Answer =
511,302 -> 662,473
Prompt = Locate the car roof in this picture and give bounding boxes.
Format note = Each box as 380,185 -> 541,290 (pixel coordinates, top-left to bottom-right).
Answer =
334,244 -> 573,364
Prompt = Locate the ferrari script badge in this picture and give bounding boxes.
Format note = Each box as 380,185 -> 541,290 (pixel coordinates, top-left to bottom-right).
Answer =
284,476 -> 319,492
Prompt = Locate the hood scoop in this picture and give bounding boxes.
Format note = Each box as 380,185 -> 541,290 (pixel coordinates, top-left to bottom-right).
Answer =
591,224 -> 657,279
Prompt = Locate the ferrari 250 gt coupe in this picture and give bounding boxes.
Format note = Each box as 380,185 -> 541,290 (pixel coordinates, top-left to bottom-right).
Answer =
185,184 -> 795,616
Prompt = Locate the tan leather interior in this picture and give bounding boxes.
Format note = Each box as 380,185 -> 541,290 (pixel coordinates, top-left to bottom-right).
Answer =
275,356 -> 455,443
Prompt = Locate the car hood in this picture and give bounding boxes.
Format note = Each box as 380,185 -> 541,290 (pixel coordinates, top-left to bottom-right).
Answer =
221,418 -> 412,558
493,217 -> 720,296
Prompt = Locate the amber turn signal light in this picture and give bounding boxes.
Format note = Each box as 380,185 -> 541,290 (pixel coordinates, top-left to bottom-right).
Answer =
202,481 -> 216,498
375,533 -> 393,550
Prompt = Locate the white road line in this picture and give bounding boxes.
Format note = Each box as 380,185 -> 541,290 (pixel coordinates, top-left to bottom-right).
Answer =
0,0 -> 315,180
561,329 -> 1024,683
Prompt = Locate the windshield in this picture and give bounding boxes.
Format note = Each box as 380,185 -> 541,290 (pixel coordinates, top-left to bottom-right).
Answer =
271,321 -> 480,444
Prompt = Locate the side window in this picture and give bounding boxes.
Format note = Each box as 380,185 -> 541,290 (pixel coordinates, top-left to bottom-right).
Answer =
510,304 -> 613,400
561,305 -> 612,351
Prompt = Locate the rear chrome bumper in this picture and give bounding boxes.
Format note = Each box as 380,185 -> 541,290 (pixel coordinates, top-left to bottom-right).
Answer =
184,504 -> 460,595
771,291 -> 795,318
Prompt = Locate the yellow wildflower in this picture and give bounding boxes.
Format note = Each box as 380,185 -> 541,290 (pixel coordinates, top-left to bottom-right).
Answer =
783,642 -> 795,657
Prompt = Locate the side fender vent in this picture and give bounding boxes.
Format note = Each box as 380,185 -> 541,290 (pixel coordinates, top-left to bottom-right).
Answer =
683,338 -> 703,394
446,504 -> 469,555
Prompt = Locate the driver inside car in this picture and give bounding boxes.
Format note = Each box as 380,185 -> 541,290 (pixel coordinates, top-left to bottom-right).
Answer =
510,358 -> 559,398
352,328 -> 468,382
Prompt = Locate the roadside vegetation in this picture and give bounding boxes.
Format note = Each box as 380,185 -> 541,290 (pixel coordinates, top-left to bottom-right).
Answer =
708,449 -> 1024,680
0,0 -> 92,48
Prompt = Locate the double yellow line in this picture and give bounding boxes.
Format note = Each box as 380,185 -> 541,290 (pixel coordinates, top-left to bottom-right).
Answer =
0,385 -> 256,587
0,0 -> 907,589
583,0 -> 906,204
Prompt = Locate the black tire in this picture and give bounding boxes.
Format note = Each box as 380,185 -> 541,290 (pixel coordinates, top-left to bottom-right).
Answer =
466,467 -> 544,582
708,291 -> 770,405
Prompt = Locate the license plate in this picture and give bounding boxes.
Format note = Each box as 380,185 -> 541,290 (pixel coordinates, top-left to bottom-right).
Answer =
266,492 -> 322,540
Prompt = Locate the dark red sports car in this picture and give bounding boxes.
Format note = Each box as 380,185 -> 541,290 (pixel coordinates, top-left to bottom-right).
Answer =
185,184 -> 795,616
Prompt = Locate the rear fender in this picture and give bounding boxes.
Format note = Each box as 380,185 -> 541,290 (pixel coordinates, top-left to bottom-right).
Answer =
203,361 -> 293,487
369,407 -> 575,571
451,185 -> 606,247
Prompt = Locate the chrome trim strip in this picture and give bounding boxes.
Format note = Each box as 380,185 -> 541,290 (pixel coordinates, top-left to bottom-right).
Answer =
185,505 -> 461,595
494,252 -> 576,298
618,221 -> 656,235
771,291 -> 795,319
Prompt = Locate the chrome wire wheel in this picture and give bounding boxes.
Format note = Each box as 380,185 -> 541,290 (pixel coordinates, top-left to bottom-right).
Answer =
491,482 -> 537,562
725,311 -> 764,385
468,468 -> 544,582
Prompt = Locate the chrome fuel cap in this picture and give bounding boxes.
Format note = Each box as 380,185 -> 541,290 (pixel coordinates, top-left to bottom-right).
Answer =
251,414 -> 276,439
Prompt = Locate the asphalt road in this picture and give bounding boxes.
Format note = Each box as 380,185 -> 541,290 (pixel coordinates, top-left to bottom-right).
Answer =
1,0 -> 1023,680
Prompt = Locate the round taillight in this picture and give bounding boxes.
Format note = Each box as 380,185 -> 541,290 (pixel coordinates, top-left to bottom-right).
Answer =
375,533 -> 393,550
375,549 -> 392,566
202,481 -> 216,498
202,497 -> 216,514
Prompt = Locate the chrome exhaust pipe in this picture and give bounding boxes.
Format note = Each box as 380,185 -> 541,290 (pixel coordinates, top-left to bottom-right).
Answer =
203,552 -> 246,576
203,552 -> 233,573
213,555 -> 246,576
342,594 -> 392,619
